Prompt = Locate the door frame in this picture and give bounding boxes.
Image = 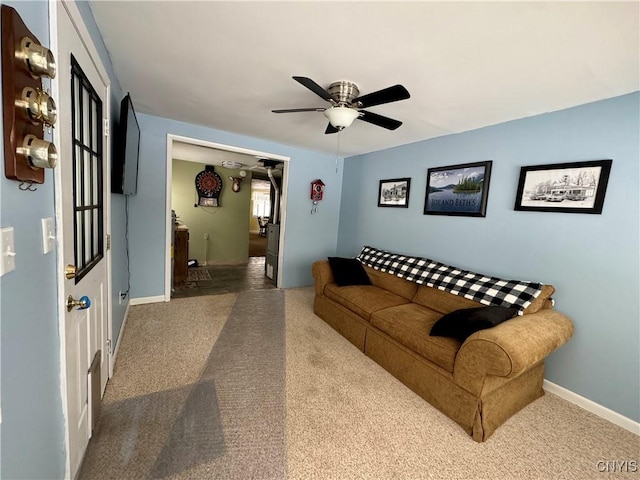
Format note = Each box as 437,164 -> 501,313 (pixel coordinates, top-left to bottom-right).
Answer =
164,134 -> 289,300
49,1 -> 113,477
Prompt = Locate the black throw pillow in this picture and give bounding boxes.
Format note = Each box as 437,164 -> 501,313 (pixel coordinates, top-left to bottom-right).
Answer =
429,306 -> 519,342
327,257 -> 371,287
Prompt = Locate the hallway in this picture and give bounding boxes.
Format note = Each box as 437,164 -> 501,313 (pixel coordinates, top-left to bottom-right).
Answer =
172,257 -> 276,299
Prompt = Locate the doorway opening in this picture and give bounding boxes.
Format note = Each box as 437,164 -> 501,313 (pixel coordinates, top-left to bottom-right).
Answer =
249,177 -> 271,257
164,135 -> 289,300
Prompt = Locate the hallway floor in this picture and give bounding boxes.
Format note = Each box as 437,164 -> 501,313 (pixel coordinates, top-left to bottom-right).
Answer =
172,257 -> 276,298
249,232 -> 267,257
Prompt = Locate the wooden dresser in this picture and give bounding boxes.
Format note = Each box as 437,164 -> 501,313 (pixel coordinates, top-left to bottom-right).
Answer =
174,228 -> 189,284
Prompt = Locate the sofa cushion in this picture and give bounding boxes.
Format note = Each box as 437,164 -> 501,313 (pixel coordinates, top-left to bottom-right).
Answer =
325,284 -> 410,321
327,257 -> 372,287
413,285 -> 484,314
430,306 -> 520,342
363,266 -> 418,300
357,246 -> 546,313
370,303 -> 462,372
412,283 -> 555,316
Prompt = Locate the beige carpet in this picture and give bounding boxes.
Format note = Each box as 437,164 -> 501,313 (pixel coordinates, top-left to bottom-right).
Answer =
80,287 -> 638,479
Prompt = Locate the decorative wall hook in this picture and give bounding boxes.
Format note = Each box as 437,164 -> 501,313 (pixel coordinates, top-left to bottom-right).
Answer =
18,180 -> 37,191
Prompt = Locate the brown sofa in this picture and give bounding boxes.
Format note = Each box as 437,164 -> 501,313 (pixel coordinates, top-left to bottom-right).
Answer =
312,259 -> 574,442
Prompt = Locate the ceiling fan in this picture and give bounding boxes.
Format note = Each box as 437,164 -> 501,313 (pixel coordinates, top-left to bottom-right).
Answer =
272,76 -> 410,134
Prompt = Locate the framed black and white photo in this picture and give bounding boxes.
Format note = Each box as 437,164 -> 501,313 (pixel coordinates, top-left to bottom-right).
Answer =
514,160 -> 612,214
423,161 -> 492,217
378,177 -> 411,208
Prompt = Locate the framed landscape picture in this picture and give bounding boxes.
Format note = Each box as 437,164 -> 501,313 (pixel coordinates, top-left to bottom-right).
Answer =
423,161 -> 492,217
378,177 -> 411,208
514,160 -> 612,214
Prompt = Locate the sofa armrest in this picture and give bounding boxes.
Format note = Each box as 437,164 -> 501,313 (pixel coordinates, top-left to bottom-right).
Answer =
453,310 -> 574,396
312,260 -> 334,296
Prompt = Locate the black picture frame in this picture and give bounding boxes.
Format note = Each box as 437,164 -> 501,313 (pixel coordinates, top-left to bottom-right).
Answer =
378,177 -> 411,208
514,160 -> 612,214
423,161 -> 492,217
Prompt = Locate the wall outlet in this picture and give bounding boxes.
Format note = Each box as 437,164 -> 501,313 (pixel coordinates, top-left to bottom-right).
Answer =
118,290 -> 127,304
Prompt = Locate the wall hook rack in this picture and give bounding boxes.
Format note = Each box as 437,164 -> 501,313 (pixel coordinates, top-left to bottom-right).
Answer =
2,5 -> 58,184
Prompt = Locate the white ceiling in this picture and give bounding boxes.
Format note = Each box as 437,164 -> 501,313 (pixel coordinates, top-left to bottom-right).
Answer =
172,140 -> 284,175
89,1 -> 639,158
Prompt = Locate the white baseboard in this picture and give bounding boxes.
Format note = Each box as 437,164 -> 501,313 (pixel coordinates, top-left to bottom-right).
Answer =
130,295 -> 167,305
543,380 -> 639,436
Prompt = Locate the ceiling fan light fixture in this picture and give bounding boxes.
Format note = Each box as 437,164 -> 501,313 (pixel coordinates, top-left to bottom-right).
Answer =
324,106 -> 359,129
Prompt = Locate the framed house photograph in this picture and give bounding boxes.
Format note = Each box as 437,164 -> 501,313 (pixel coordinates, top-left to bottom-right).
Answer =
514,160 -> 612,214
378,177 -> 411,208
423,161 -> 492,217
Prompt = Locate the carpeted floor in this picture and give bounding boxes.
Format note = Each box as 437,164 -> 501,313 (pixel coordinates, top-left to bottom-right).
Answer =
79,288 -> 639,480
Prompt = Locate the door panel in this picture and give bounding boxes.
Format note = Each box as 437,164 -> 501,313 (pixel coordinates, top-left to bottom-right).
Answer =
56,2 -> 110,477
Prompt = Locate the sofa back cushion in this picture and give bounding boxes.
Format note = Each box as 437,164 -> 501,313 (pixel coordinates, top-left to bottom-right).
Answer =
357,246 -> 552,313
413,283 -> 556,315
364,266 -> 418,300
413,285 -> 483,314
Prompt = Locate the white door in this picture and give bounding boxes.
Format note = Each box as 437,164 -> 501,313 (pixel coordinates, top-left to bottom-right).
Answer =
54,2 -> 110,477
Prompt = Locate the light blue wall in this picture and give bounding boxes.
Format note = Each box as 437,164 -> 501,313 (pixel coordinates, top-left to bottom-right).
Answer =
128,114 -> 343,298
338,93 -> 640,422
0,1 -> 66,478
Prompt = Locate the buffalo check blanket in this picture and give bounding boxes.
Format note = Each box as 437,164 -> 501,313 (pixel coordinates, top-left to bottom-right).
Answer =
356,245 -> 544,313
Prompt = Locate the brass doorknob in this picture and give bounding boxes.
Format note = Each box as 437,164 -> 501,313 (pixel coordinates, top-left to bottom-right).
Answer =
18,135 -> 57,169
65,264 -> 77,279
18,36 -> 56,79
19,87 -> 57,126
67,295 -> 91,312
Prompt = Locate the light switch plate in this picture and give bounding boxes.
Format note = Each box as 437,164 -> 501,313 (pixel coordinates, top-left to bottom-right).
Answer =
0,227 -> 16,276
41,217 -> 54,254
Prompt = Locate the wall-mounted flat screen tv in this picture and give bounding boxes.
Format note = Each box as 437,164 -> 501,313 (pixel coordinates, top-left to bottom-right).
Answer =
112,93 -> 140,195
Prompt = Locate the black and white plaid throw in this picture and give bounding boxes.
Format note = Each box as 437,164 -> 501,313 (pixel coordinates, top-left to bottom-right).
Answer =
356,245 -> 544,313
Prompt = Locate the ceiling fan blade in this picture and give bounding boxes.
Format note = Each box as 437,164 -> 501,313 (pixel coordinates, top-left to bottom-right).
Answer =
354,84 -> 410,108
293,76 -> 333,102
324,123 -> 340,135
358,110 -> 403,130
272,107 -> 326,113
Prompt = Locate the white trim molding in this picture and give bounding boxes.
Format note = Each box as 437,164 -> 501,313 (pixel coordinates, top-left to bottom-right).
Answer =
110,302 -> 130,376
130,295 -> 167,306
544,380 -> 640,436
